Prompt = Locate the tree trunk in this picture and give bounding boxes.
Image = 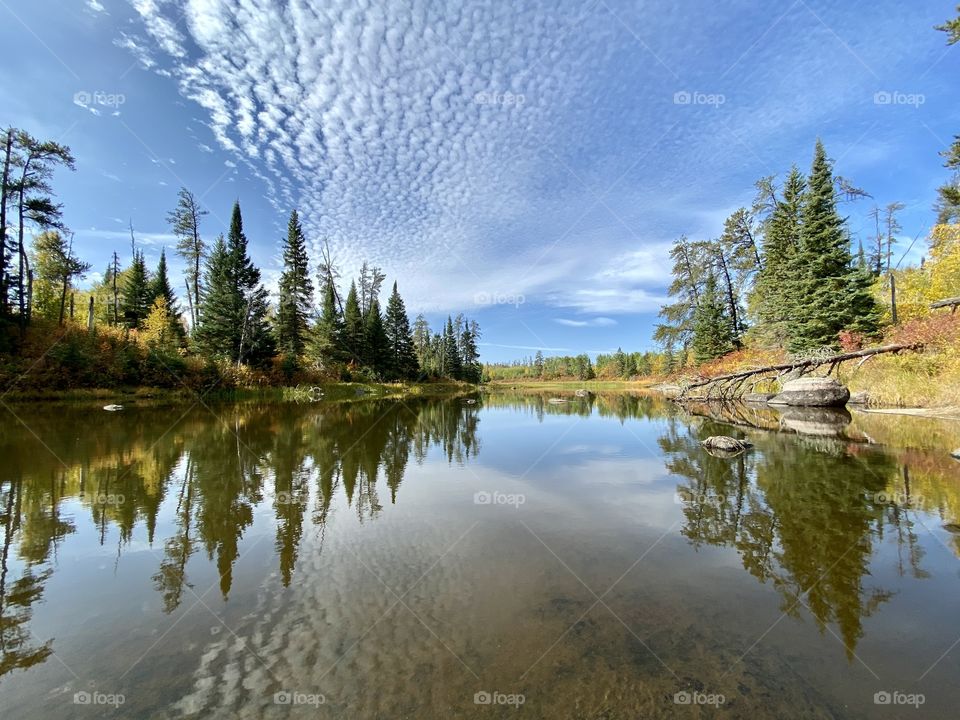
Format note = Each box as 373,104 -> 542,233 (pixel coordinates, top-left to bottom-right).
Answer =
0,129 -> 12,316
715,245 -> 741,347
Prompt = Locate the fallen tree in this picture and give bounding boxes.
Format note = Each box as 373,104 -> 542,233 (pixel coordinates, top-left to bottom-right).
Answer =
930,296 -> 960,313
677,342 -> 924,401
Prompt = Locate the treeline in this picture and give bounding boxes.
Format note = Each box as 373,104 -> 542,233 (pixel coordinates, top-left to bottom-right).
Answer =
485,347 -> 679,381
657,139 -> 883,365
658,11 -> 960,367
0,133 -> 482,384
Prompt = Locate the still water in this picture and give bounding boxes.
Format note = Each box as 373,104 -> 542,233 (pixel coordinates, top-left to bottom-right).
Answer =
1,391 -> 959,718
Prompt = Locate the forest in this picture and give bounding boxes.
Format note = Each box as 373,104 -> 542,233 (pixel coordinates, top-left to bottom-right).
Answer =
0,137 -> 482,391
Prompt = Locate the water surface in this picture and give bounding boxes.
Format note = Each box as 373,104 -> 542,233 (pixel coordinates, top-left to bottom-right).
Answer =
1,391 -> 959,718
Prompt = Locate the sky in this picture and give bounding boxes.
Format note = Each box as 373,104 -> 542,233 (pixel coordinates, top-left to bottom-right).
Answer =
0,0 -> 956,362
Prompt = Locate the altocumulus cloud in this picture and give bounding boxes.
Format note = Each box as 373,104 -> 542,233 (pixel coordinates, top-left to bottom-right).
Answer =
120,0 -> 676,313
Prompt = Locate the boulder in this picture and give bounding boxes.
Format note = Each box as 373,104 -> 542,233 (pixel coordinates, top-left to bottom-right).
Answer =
848,391 -> 870,405
777,406 -> 852,437
952,449 -> 960,461
743,392 -> 775,404
701,436 -> 753,454
768,377 -> 850,407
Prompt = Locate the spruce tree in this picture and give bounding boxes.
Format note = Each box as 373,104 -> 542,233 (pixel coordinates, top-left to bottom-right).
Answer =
459,324 -> 481,382
276,210 -> 314,360
383,282 -> 418,380
363,298 -> 389,375
342,281 -> 364,365
442,315 -> 462,380
789,140 -> 876,351
752,166 -> 804,348
148,249 -> 184,343
310,281 -> 343,370
227,202 -> 274,365
121,250 -> 152,329
195,234 -> 235,358
692,273 -> 735,364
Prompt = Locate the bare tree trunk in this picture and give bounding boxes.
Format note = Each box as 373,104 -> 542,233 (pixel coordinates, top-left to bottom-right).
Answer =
87,296 -> 94,331
0,129 -> 12,316
889,274 -> 898,325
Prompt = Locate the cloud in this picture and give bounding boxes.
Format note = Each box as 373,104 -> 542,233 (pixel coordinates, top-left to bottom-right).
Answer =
554,317 -> 617,327
86,0 -> 106,13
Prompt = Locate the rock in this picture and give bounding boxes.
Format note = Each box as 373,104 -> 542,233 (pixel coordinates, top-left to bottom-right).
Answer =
952,449 -> 960,461
652,383 -> 682,398
777,406 -> 852,437
768,377 -> 850,407
848,391 -> 870,405
103,404 -> 123,412
547,398 -> 567,404
743,392 -> 775,404
575,389 -> 589,398
701,436 -> 753,454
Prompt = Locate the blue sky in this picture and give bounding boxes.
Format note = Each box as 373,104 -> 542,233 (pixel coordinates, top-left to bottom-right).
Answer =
0,1 -> 956,362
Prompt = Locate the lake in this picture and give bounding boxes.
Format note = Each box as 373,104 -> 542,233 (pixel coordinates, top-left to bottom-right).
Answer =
1,391 -> 959,718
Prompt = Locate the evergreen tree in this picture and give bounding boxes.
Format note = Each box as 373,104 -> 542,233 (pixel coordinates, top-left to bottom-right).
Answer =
442,315 -> 462,379
383,282 -> 419,380
411,313 -> 432,375
363,298 -> 389,375
196,202 -> 274,365
310,281 -> 343,370
789,140 -> 877,351
148,249 -> 184,343
195,234 -> 235,358
342,281 -> 364,365
459,324 -> 481,382
692,273 -> 735,363
752,166 -> 804,347
121,250 -> 152,329
276,210 -> 314,360
534,350 -> 544,377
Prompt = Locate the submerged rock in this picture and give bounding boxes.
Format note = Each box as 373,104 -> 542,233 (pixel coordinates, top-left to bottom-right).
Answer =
769,377 -> 850,407
848,391 -> 870,405
547,398 -> 567,404
701,436 -> 753,455
103,404 -> 124,412
743,392 -> 775,404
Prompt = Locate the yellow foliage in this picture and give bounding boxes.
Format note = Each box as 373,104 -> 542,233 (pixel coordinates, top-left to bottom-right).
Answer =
875,223 -> 960,323
141,297 -> 177,351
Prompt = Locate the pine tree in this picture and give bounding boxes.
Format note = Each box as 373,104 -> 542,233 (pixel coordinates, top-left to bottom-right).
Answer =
276,210 -> 314,360
363,298 -> 389,375
148,249 -> 184,343
691,273 -> 735,363
459,324 -> 481,382
534,350 -> 544,377
310,281 -> 343,370
383,282 -> 418,380
342,281 -> 364,365
789,140 -> 877,351
121,250 -> 152,329
196,202 -> 274,365
195,234 -> 235,358
442,315 -> 462,380
752,166 -> 804,348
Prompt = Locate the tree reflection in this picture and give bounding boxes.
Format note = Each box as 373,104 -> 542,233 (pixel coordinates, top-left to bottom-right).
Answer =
661,411 -> 927,658
0,396 -> 481,678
